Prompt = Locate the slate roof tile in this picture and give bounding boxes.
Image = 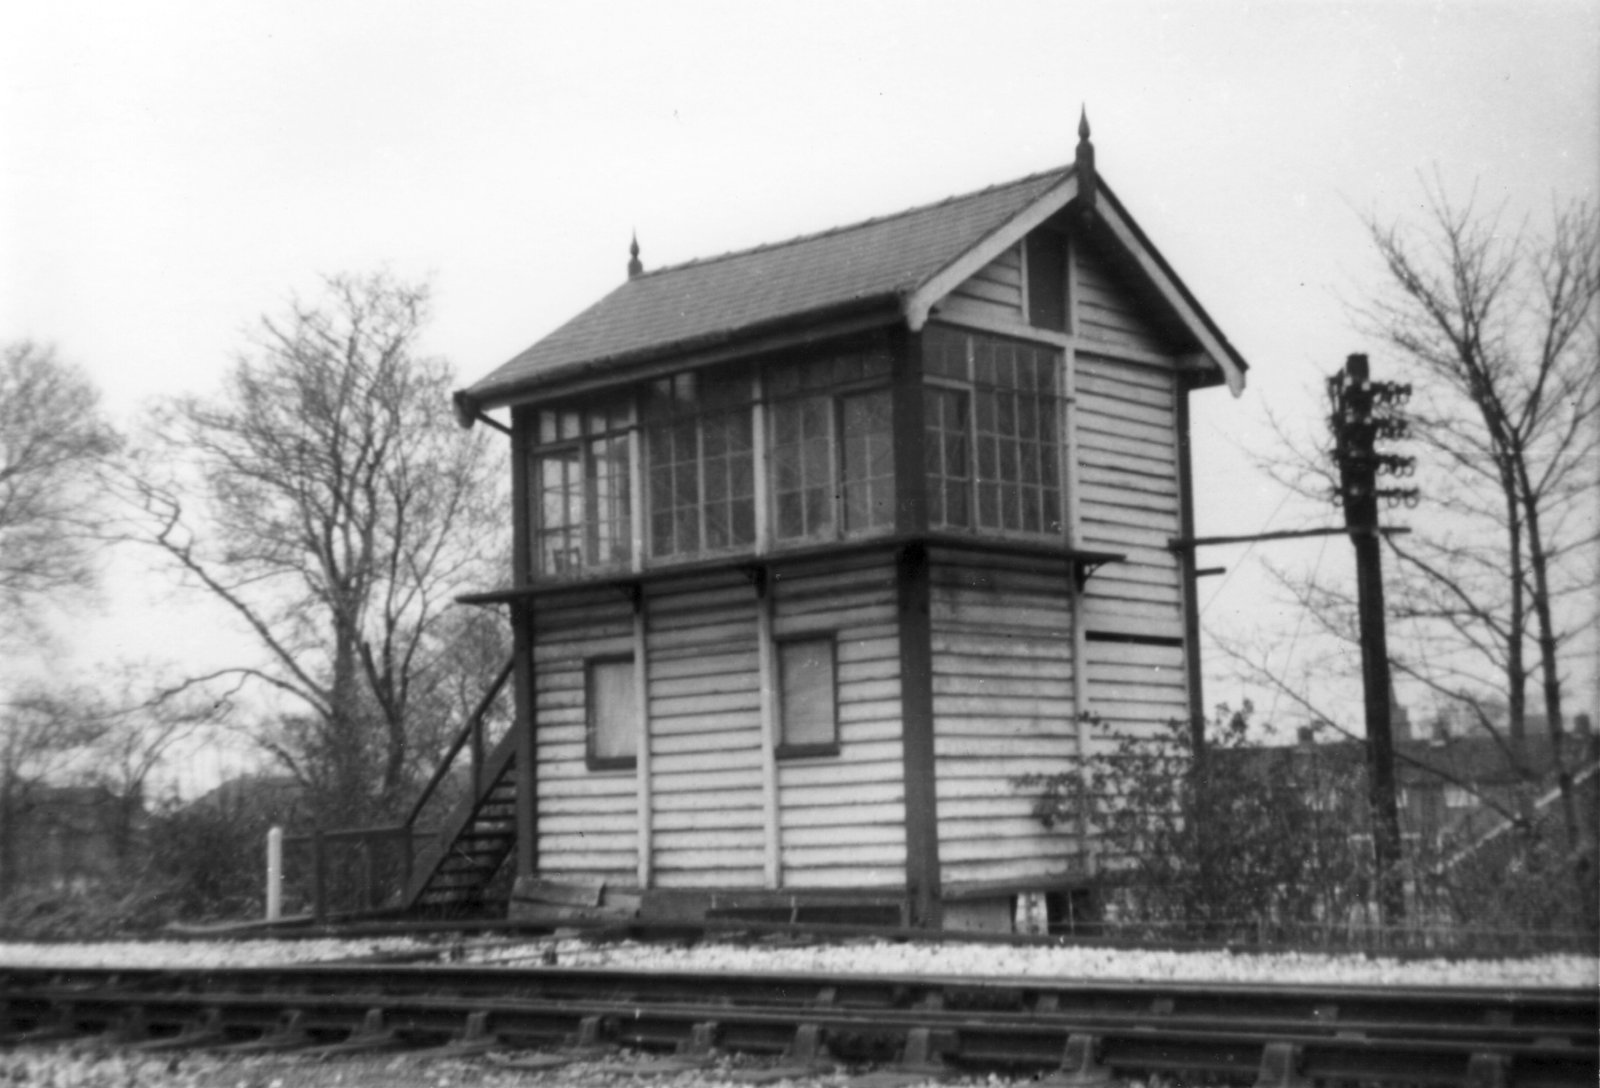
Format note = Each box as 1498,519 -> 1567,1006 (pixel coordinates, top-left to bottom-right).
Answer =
467,167 -> 1074,403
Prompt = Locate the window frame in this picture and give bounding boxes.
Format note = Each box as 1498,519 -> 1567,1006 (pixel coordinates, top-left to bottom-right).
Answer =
766,347 -> 895,546
584,654 -> 639,772
923,325 -> 1066,541
642,367 -> 757,562
774,634 -> 840,760
528,398 -> 636,578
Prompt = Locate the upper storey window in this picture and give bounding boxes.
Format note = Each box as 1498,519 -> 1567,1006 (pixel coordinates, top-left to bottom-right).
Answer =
924,326 -> 1064,537
767,346 -> 895,542
643,368 -> 755,558
525,338 -> 898,579
529,400 -> 633,576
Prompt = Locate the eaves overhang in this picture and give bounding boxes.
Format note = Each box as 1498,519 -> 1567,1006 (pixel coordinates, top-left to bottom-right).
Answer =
459,293 -> 907,413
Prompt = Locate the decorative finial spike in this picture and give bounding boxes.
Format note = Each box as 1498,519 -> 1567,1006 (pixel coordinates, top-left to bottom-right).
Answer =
1075,106 -> 1097,220
627,231 -> 643,280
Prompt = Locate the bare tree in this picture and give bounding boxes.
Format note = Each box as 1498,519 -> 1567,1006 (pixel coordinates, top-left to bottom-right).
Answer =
0,341 -> 119,640
1359,186 -> 1598,752
1357,185 -> 1598,881
1247,183 -> 1598,930
115,273 -> 503,826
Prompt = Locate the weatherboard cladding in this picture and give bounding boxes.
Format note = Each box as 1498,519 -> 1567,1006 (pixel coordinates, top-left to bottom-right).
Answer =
467,168 -> 1075,403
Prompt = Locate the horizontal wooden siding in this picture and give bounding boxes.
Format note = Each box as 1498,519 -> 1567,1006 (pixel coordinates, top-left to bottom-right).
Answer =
773,552 -> 906,888
532,588 -> 637,885
928,548 -> 1080,884
644,572 -> 766,888
938,245 -> 1023,327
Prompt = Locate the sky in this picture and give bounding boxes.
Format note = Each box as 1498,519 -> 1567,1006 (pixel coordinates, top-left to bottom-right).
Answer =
3,1 -> 1598,782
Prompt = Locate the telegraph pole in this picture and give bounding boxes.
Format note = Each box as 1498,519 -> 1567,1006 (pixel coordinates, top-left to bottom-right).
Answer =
1329,354 -> 1415,928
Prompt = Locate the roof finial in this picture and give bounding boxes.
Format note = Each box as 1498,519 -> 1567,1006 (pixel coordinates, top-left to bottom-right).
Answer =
627,231 -> 643,279
1075,104 -> 1097,220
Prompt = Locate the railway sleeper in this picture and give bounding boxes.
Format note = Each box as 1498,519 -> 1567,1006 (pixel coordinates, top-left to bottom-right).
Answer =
216,1009 -> 313,1053
1038,1033 -> 1114,1088
295,1007 -> 403,1057
130,1008 -> 226,1051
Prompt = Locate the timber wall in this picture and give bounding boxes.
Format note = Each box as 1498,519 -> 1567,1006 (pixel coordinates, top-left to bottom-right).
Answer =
929,547 -> 1080,885
646,571 -> 765,888
773,552 -> 907,888
938,244 -> 1023,326
1072,240 -> 1190,743
532,587 -> 638,885
532,552 -> 908,892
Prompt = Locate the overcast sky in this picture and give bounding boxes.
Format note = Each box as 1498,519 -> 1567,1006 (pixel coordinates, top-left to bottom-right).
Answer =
3,1 -> 1597,763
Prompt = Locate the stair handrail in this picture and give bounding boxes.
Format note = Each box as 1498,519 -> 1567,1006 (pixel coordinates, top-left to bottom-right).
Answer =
402,655 -> 516,832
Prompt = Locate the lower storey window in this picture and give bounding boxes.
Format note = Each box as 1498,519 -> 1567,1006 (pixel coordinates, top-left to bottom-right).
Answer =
586,657 -> 638,770
777,637 -> 838,756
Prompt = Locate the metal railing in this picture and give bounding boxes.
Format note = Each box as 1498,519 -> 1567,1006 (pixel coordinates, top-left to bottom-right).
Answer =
278,656 -> 516,920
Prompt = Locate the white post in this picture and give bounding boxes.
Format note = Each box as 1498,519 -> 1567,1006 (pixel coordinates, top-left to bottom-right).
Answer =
265,825 -> 283,922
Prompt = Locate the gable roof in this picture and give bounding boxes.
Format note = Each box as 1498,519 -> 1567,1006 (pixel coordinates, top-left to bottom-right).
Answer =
463,161 -> 1248,408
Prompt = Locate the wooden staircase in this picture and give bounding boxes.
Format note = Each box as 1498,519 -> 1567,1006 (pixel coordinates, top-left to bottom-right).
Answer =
403,718 -> 520,916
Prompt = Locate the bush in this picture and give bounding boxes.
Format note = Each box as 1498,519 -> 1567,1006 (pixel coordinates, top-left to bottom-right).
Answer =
1015,705 -> 1370,943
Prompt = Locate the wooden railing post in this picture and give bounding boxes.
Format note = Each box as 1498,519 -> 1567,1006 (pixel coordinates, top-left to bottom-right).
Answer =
311,829 -> 328,924
362,833 -> 377,913
401,824 -> 414,898
471,706 -> 485,801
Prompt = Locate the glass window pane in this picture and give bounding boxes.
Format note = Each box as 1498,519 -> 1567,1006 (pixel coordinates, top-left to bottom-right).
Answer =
842,391 -> 893,533
803,485 -> 831,535
732,501 -> 755,545
946,480 -> 970,527
978,480 -> 999,528
588,658 -> 637,765
777,492 -> 803,539
779,639 -> 836,750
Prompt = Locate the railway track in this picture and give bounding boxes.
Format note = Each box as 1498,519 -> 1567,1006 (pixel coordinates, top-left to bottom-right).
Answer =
2,960 -> 1594,1086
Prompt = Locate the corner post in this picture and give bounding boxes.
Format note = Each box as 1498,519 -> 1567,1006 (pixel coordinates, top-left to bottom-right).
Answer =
1175,375 -> 1205,734
509,408 -> 539,882
892,326 -> 941,927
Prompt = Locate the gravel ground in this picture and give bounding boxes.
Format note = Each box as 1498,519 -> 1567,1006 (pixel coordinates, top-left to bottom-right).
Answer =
467,936 -> 1598,989
0,1045 -> 1183,1088
0,938 -> 428,970
1,934 -> 1594,988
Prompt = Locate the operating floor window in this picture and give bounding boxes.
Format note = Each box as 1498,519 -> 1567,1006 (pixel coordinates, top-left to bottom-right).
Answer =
530,400 -> 634,576
777,637 -> 838,757
923,325 -> 1063,537
586,657 -> 638,770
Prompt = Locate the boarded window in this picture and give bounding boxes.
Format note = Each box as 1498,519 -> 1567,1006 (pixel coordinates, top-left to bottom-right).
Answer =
923,325 -> 1063,537
1026,230 -> 1067,332
587,657 -> 638,770
778,638 -> 837,756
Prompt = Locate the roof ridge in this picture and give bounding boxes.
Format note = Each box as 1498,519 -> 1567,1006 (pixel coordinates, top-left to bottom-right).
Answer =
635,163 -> 1074,280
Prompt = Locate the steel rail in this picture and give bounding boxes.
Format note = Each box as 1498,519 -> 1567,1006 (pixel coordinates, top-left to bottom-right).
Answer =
2,962 -> 1593,1087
